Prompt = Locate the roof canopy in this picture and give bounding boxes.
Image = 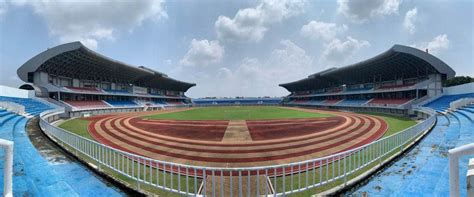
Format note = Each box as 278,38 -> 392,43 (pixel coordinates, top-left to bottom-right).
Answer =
280,45 -> 455,92
17,42 -> 195,92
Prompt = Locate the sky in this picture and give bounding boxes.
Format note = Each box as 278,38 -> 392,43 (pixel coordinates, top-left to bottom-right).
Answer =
0,0 -> 473,98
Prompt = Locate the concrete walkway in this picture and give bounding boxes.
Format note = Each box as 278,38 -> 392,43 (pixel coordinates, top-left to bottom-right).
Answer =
222,120 -> 252,142
352,110 -> 474,196
0,114 -> 125,196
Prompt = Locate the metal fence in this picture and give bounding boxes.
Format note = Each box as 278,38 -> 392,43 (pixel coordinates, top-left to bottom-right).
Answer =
448,143 -> 474,197
39,108 -> 436,196
0,139 -> 13,197
0,101 -> 25,115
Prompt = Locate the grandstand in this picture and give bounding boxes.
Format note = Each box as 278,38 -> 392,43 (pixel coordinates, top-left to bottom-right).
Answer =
16,42 -> 195,113
193,97 -> 282,106
280,45 -> 456,113
354,85 -> 474,196
0,86 -> 124,196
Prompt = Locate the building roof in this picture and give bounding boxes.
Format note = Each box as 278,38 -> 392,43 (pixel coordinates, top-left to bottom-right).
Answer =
17,42 -> 195,92
279,45 -> 455,92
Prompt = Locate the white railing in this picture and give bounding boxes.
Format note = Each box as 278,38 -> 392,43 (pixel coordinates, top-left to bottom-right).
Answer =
39,108 -> 436,196
468,159 -> 474,197
449,143 -> 474,197
450,98 -> 474,111
413,94 -> 444,108
0,101 -> 25,115
0,139 -> 13,197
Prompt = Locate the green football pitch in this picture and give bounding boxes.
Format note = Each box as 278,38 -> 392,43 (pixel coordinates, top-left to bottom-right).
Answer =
143,106 -> 333,120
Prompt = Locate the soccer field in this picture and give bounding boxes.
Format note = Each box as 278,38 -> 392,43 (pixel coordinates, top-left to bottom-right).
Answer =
143,106 -> 333,120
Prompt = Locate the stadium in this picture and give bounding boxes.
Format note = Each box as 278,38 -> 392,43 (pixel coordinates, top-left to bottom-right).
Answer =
0,39 -> 472,196
0,1 -> 473,196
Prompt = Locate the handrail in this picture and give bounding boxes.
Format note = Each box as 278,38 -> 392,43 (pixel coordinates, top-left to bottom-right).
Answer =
448,143 -> 474,197
0,139 -> 13,197
39,107 -> 436,196
450,98 -> 474,111
0,101 -> 25,115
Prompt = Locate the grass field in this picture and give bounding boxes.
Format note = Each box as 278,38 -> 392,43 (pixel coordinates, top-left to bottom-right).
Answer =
58,118 -> 94,140
144,106 -> 333,120
364,112 -> 417,137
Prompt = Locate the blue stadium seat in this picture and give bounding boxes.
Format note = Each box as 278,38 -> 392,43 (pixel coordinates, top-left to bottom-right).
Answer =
154,100 -> 167,105
0,106 -> 122,196
104,100 -> 138,107
423,93 -> 474,110
193,98 -> 281,105
104,89 -> 131,94
0,96 -> 52,116
337,99 -> 371,106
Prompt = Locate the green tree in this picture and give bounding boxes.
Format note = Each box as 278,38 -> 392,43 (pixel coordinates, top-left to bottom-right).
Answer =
443,76 -> 473,87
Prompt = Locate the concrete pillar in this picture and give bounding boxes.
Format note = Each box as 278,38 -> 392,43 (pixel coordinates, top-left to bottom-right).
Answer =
73,79 -> 80,87
427,74 -> 442,97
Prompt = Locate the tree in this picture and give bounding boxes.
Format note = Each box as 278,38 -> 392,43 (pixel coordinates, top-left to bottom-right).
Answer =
443,76 -> 473,87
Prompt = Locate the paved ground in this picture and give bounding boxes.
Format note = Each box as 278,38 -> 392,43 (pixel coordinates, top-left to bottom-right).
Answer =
0,116 -> 125,196
222,120 -> 252,142
352,110 -> 474,196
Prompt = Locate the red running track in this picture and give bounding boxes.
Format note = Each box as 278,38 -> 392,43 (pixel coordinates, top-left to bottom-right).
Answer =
86,108 -> 387,170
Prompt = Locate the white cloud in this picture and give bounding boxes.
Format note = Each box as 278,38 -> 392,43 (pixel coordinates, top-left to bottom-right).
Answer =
233,40 -> 312,96
180,39 -> 224,66
413,34 -> 450,55
217,40 -> 314,96
172,40 -> 315,97
337,0 -> 401,23
403,8 -> 417,34
267,40 -> 313,71
322,36 -> 370,62
163,59 -> 172,66
300,21 -> 348,41
12,0 -> 167,49
215,0 -> 307,42
215,14 -> 267,43
299,20 -> 368,64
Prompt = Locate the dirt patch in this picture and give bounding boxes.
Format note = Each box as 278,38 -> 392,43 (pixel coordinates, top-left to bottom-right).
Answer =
374,185 -> 382,191
26,117 -> 70,164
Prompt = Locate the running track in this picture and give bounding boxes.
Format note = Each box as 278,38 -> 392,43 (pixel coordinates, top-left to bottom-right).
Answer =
86,107 -> 387,169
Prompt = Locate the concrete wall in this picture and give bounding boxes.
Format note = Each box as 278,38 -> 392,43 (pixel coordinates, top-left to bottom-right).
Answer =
427,74 -> 443,97
0,85 -> 31,98
444,82 -> 474,95
34,71 -> 49,85
73,78 -> 80,87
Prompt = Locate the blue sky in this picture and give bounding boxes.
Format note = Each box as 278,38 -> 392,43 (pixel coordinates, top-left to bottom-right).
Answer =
0,0 -> 472,98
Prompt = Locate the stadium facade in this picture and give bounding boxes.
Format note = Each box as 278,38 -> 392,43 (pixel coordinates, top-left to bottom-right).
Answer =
192,97 -> 282,106
17,42 -> 195,112
280,45 -> 456,113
